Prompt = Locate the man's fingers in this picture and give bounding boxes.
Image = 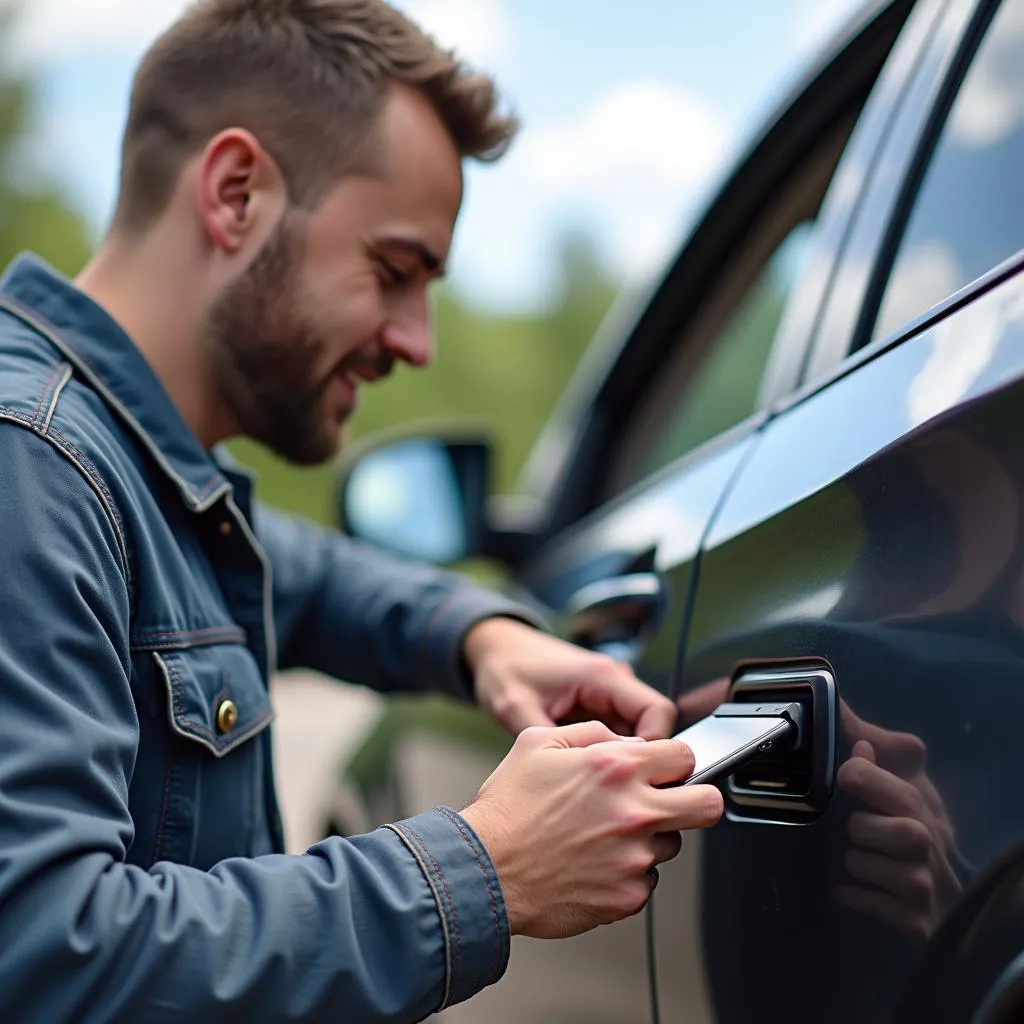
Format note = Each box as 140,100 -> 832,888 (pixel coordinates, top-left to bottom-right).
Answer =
633,690 -> 679,741
837,755 -> 923,819
847,811 -> 934,863
875,731 -> 928,777
498,695 -> 557,736
845,848 -> 934,910
852,739 -> 876,764
545,720 -> 622,749
650,831 -> 683,866
840,703 -> 927,776
578,667 -> 677,740
836,884 -> 921,939
653,784 -> 725,832
634,739 -> 696,786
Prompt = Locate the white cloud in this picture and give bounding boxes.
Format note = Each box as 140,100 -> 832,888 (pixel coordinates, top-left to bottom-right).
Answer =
875,239 -> 962,341
907,283 -> 1024,430
395,0 -> 516,69
947,0 -> 1024,147
450,79 -> 731,303
514,81 -> 727,202
787,0 -> 863,65
10,0 -> 188,65
10,0 -> 515,68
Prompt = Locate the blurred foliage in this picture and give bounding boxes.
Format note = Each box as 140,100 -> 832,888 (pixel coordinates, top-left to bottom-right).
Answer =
232,231 -> 620,524
0,5 -> 94,277
342,693 -> 513,802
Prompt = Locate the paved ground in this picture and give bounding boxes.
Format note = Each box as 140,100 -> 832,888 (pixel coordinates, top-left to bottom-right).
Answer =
269,670 -> 385,853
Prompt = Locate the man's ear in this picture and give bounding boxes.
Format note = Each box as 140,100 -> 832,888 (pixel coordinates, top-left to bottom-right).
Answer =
196,128 -> 286,254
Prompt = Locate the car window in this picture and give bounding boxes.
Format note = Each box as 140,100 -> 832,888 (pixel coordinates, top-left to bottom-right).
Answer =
871,0 -> 1024,343
534,0 -> 918,519
624,223 -> 813,485
603,119 -> 849,501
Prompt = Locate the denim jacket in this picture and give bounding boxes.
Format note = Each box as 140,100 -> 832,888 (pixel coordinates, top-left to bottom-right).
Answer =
0,254 -> 542,1022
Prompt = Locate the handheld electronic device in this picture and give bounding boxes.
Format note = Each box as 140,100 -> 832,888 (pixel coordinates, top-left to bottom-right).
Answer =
671,702 -> 803,786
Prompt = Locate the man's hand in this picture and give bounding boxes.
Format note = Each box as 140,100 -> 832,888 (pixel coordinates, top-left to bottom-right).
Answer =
836,707 -> 961,941
459,721 -> 724,938
464,618 -> 678,740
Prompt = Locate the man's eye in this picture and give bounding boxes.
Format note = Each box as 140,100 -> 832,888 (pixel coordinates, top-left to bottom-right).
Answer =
381,261 -> 411,285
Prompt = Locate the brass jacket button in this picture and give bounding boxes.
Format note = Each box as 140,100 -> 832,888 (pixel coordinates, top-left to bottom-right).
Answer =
216,699 -> 239,734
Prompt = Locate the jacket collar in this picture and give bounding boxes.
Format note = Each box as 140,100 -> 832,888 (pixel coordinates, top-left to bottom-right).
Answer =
0,253 -> 232,513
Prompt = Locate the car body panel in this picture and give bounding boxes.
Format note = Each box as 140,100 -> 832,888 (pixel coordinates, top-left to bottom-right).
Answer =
655,262 -> 1024,1023
518,431 -> 755,683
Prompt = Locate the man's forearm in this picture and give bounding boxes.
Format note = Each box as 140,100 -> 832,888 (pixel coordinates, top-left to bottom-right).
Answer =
257,503 -> 547,699
0,812 -> 508,1023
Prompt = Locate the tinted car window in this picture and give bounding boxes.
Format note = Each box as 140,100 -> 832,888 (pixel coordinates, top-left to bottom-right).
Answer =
872,0 -> 1024,342
624,223 -> 812,485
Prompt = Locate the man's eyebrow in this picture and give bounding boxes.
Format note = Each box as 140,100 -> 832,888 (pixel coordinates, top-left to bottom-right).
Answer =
379,237 -> 445,276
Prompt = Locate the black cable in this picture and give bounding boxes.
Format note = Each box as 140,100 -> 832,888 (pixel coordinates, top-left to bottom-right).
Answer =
646,893 -> 661,1024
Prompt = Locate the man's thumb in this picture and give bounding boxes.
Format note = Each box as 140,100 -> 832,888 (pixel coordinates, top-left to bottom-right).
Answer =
550,720 -> 624,749
852,739 -> 877,764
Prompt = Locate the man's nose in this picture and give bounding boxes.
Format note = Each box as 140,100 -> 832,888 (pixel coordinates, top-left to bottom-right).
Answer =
379,293 -> 434,368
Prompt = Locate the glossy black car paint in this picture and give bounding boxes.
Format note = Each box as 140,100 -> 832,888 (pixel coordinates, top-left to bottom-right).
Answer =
336,0 -> 1024,1020
658,266 -> 1024,1023
522,1 -> 1024,1020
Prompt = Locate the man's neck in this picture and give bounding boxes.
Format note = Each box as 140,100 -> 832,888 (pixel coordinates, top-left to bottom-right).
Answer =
75,233 -> 231,449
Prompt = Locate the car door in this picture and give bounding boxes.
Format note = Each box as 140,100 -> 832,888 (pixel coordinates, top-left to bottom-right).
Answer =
328,3 -> 945,1021
654,1 -> 1024,1022
482,2 -> 932,1021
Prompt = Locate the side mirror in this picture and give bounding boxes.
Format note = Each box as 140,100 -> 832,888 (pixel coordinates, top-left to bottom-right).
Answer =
338,430 -> 494,565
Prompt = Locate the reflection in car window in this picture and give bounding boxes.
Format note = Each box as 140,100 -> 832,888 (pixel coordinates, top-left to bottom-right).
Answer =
626,223 -> 812,487
872,0 -> 1024,342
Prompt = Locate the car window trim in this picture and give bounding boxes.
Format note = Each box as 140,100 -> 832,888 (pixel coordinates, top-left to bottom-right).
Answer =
529,408 -> 773,571
801,0 -> 992,383
758,0 -> 929,408
774,244 -> 1024,418
850,0 -> 1002,354
520,2 -> 921,546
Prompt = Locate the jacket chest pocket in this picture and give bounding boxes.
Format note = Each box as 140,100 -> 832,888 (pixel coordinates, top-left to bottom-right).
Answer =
130,643 -> 276,870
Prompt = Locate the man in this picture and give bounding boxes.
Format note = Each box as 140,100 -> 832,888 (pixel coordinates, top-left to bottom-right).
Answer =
0,1 -> 723,1020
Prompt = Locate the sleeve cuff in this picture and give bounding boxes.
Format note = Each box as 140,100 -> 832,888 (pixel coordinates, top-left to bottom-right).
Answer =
386,806 -> 511,1010
420,588 -> 551,701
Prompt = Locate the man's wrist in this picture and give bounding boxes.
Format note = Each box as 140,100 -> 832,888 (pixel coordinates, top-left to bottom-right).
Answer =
463,617 -> 513,671
462,617 -> 536,675
458,802 -> 526,936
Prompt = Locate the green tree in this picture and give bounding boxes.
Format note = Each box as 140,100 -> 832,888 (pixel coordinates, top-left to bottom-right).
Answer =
0,5 -> 94,277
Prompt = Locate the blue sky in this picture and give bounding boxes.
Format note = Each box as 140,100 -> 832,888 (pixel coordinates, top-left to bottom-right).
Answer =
12,0 -> 861,312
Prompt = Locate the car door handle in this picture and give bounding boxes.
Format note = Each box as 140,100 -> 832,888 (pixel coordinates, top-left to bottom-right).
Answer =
564,572 -> 669,661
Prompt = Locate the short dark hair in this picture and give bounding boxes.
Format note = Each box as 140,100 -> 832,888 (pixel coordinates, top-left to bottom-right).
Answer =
113,0 -> 519,233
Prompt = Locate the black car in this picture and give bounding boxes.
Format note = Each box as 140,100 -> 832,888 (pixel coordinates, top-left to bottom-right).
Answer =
331,0 -> 1024,1020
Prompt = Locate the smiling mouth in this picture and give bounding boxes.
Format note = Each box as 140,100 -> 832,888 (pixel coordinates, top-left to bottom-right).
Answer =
349,368 -> 383,385
331,372 -> 358,403
330,356 -> 394,407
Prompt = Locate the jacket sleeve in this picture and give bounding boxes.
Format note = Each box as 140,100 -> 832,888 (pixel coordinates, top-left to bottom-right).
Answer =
253,501 -> 549,700
0,421 -> 509,1023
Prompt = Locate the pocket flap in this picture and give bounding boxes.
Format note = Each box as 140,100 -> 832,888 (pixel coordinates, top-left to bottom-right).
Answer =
153,645 -> 274,757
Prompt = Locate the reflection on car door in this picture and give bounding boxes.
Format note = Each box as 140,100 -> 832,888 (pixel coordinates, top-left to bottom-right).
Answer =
487,7 -> 931,1023
668,269 -> 1024,1024
657,2 -> 1024,1021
